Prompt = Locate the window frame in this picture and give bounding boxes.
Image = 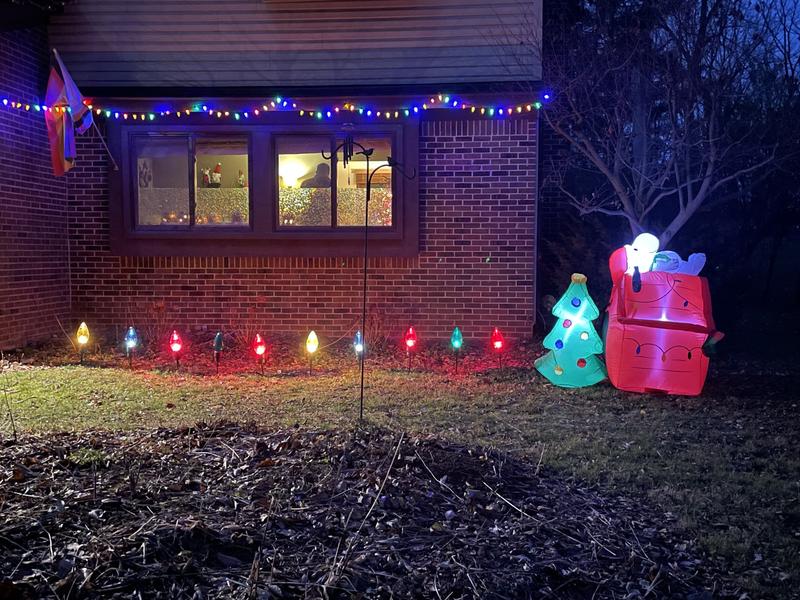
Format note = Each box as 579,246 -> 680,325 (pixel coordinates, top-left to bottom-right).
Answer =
272,129 -> 400,235
108,117 -> 419,256
130,131 -> 254,233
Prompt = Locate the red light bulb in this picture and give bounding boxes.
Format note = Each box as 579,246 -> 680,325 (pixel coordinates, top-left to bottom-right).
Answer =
403,326 -> 418,350
490,327 -> 505,351
252,333 -> 267,356
169,330 -> 183,354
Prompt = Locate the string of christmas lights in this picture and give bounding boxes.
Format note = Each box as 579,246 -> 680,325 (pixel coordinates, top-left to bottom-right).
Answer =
1,93 -> 548,122
73,322 -> 508,372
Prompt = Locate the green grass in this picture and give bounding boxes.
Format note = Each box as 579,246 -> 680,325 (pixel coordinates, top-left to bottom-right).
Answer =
2,354 -> 798,597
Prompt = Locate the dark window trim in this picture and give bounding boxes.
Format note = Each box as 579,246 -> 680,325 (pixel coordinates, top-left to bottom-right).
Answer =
129,131 -> 255,233
108,117 -> 419,257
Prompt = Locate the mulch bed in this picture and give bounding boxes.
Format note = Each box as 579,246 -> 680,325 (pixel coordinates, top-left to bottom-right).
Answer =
0,424 -> 728,599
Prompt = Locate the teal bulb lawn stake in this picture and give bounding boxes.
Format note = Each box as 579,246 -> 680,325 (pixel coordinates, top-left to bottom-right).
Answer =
124,327 -> 139,368
213,332 -> 224,374
450,326 -> 463,374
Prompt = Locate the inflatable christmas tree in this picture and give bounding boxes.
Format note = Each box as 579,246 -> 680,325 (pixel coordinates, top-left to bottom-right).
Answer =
535,273 -> 607,387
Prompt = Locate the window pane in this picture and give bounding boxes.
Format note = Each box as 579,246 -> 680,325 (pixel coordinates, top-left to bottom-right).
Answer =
277,137 -> 331,227
336,137 -> 393,227
195,137 -> 249,226
136,137 -> 189,227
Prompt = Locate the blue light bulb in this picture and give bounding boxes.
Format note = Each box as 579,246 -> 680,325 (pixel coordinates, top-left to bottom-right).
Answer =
354,330 -> 364,355
124,327 -> 139,350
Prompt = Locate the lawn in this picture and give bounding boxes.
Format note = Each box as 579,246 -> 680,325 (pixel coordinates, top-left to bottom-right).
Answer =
1,345 -> 798,598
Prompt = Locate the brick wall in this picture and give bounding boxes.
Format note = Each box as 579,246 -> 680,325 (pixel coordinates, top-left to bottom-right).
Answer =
67,117 -> 538,343
0,27 -> 70,350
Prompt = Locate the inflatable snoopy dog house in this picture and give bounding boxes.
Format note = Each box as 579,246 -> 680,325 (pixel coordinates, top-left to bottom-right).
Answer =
604,234 -> 723,396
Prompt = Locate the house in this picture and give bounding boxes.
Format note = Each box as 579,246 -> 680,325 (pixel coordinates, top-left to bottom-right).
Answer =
0,0 -> 543,350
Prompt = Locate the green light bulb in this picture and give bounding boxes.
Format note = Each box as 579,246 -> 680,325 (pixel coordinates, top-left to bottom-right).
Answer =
451,327 -> 463,350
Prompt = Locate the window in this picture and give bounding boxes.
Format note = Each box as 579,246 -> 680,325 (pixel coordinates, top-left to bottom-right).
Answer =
336,136 -> 392,227
195,137 -> 250,227
276,135 -> 394,229
277,136 -> 332,227
135,137 -> 190,227
134,134 -> 250,229
110,118 -> 418,256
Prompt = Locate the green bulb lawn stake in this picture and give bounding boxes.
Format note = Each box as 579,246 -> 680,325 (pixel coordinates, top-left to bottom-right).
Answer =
450,326 -> 463,374
213,332 -> 224,374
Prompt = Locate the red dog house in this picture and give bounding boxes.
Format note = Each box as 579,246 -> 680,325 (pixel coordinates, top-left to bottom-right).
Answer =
604,247 -> 720,396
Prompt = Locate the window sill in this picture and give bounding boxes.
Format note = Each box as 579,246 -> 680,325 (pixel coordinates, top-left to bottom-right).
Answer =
109,233 -> 417,257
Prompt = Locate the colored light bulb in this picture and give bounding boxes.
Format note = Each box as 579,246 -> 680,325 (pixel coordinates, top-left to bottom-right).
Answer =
213,332 -> 224,353
252,333 -> 267,356
490,327 -> 505,351
169,330 -> 182,354
76,322 -> 90,346
306,331 -> 319,354
354,330 -> 364,355
403,326 -> 418,349
124,327 -> 138,350
450,326 -> 463,350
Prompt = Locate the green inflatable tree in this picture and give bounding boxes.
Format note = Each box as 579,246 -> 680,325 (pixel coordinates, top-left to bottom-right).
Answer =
535,273 -> 607,388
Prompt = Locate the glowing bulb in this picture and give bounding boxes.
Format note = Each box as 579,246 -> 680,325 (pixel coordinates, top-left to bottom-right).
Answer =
354,330 -> 364,355
124,327 -> 138,350
252,333 -> 267,356
490,327 -> 505,351
403,326 -> 418,350
450,326 -> 463,350
306,331 -> 319,354
169,330 -> 183,354
76,322 -> 89,346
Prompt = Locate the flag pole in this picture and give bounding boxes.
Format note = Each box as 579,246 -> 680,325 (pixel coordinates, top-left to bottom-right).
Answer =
91,121 -> 119,171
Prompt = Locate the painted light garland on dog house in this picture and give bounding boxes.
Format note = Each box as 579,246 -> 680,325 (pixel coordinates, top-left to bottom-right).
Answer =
605,234 -> 721,396
535,273 -> 607,388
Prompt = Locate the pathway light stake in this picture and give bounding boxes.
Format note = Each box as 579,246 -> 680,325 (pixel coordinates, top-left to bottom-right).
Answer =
323,134 -> 415,420
124,327 -> 138,368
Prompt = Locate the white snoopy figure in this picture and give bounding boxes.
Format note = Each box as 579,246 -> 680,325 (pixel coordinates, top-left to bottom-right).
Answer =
624,233 -> 660,275
624,232 -> 706,276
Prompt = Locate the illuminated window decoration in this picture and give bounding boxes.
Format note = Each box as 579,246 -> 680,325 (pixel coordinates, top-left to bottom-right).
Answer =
124,327 -> 138,367
535,273 -> 607,388
76,322 -> 90,364
306,330 -> 319,374
1,92 -> 548,124
252,333 -> 267,373
213,332 -> 224,373
605,240 -> 722,396
403,326 -> 418,371
354,330 -> 364,357
450,326 -> 463,373
169,330 -> 183,368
